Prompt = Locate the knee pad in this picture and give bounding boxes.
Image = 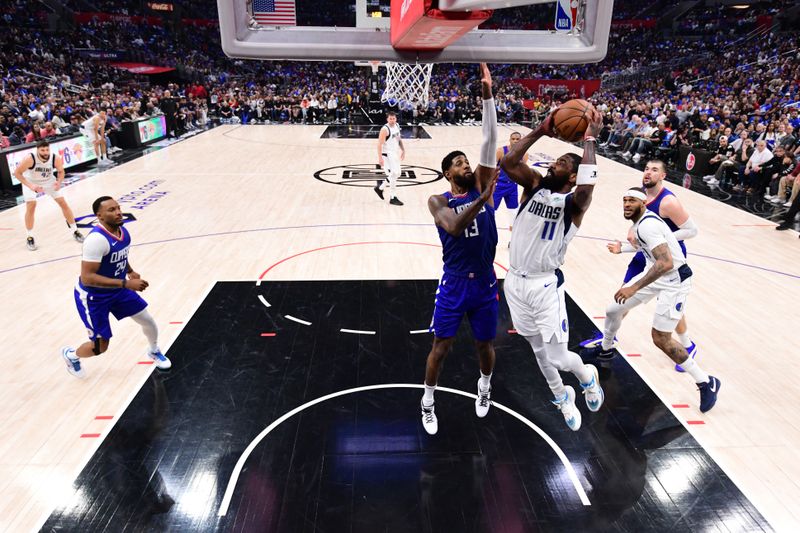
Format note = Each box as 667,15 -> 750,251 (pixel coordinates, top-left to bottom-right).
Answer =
93,338 -> 103,355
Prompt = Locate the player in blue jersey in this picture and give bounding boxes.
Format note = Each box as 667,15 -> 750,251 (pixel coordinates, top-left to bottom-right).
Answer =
420,64 -> 499,435
61,196 -> 171,378
494,132 -> 529,240
581,160 -> 700,372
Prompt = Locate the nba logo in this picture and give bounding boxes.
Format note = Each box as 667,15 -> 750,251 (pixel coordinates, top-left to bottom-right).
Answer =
555,0 -> 578,32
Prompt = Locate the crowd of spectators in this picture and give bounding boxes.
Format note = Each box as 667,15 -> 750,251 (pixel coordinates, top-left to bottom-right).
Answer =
2,0 -> 800,209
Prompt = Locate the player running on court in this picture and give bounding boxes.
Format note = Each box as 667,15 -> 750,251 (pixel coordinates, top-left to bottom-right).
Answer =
61,196 -> 171,378
499,108 -> 605,431
580,159 -> 700,372
584,188 -> 720,413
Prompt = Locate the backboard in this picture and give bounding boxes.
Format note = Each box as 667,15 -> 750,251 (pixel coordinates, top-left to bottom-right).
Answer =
218,0 -> 614,64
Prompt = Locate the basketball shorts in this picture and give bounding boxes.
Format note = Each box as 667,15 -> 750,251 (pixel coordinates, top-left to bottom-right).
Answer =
620,266 -> 692,333
504,269 -> 569,343
431,271 -> 498,341
492,180 -> 519,209
382,152 -> 401,177
74,283 -> 148,341
22,180 -> 63,202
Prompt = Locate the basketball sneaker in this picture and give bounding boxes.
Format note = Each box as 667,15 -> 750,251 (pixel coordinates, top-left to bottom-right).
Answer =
73,230 -> 85,243
61,346 -> 84,378
389,197 -> 404,206
580,344 -> 616,361
580,364 -> 604,412
147,349 -> 172,370
698,376 -> 721,413
421,400 -> 438,435
26,236 -> 37,251
552,386 -> 581,431
579,332 -> 617,349
373,183 -> 384,200
674,342 -> 698,372
475,380 -> 491,418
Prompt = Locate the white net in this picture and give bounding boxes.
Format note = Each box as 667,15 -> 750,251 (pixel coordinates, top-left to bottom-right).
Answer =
381,62 -> 434,109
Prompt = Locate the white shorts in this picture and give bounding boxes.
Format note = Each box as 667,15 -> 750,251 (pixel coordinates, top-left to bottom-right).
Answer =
382,152 -> 401,177
504,269 -> 569,343
81,126 -> 99,143
622,270 -> 691,332
23,180 -> 63,202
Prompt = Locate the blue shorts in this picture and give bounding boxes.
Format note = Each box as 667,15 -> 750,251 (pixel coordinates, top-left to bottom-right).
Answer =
74,284 -> 148,341
492,180 -> 518,209
431,272 -> 499,341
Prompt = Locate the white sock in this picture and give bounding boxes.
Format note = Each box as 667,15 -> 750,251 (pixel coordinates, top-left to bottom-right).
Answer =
422,384 -> 436,406
600,333 -> 615,351
479,372 -> 492,390
68,222 -> 77,231
679,357 -> 709,384
26,229 -> 33,238
129,310 -> 159,352
676,331 -> 691,347
378,179 -> 387,191
66,348 -> 79,362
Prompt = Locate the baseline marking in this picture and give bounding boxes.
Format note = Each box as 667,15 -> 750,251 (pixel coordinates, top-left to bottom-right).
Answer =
217,383 -> 590,516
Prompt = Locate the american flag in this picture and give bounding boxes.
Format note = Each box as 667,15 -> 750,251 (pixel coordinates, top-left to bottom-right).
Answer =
252,0 -> 296,26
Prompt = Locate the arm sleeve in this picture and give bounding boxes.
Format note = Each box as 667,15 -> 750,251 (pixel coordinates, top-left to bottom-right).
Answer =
672,217 -> 698,240
479,98 -> 497,168
82,233 -> 109,262
636,218 -> 668,250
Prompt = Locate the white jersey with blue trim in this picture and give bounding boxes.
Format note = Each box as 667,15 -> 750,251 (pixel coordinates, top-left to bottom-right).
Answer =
509,187 -> 578,274
633,212 -> 687,276
381,123 -> 401,154
25,153 -> 56,185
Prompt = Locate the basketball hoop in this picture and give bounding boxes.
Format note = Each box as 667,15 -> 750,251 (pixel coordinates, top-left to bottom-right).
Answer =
382,62 -> 434,109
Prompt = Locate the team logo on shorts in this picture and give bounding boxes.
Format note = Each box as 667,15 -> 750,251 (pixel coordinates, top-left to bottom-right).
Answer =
676,302 -> 683,312
561,319 -> 567,332
314,164 -> 443,188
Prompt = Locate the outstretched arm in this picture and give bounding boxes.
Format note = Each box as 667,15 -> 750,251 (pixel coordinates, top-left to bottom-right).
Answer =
474,63 -> 498,194
569,109 -> 604,227
500,113 -> 553,189
429,174 -> 497,237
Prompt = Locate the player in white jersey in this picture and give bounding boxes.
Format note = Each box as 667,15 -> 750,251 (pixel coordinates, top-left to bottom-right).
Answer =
80,109 -> 111,165
585,188 -> 720,413
13,140 -> 84,251
374,111 -> 405,206
499,109 -> 605,431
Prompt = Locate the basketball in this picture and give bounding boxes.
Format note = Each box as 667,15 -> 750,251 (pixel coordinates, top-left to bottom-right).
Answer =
552,99 -> 594,142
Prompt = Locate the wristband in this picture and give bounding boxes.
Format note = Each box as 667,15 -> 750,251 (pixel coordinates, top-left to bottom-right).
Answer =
576,164 -> 598,186
584,136 -> 597,143
122,279 -> 127,288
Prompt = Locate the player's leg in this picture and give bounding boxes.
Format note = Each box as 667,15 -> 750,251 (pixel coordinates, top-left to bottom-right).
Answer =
523,332 -> 582,430
467,281 -> 499,418
582,278 -> 653,360
23,196 -> 37,250
63,288 -> 114,377
52,195 -> 84,243
580,252 -> 646,349
421,275 -> 464,434
113,291 -> 172,370
652,281 -> 719,411
387,154 -> 403,205
129,309 -> 171,370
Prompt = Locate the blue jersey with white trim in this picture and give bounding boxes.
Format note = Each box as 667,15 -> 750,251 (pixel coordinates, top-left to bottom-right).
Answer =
80,225 -> 131,294
436,188 -> 497,276
647,187 -> 687,256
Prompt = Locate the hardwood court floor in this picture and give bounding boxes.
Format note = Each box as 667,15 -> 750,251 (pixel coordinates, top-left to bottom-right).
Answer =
0,125 -> 799,531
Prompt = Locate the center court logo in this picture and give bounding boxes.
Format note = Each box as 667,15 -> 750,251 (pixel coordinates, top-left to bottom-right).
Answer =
314,164 -> 443,188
